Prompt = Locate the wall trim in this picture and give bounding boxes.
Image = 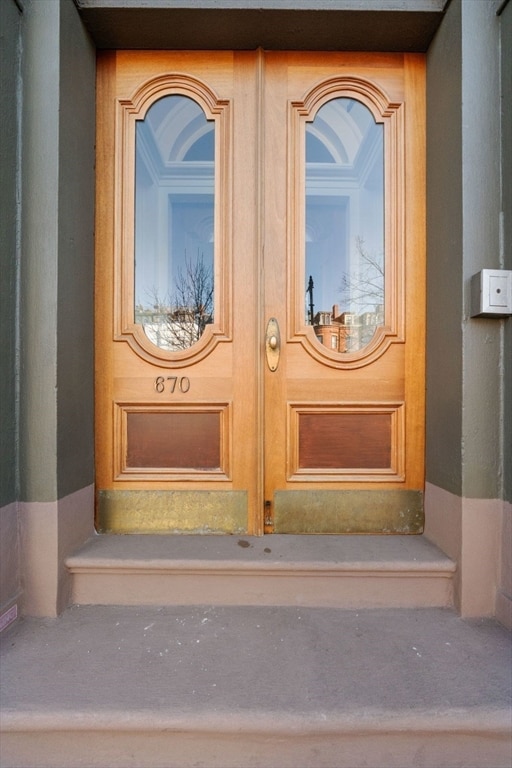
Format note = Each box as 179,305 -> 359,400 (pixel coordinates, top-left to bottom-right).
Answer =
19,485 -> 95,617
424,483 -> 506,620
496,500 -> 512,629
496,590 -> 512,630
74,1 -> 447,51
0,501 -> 21,620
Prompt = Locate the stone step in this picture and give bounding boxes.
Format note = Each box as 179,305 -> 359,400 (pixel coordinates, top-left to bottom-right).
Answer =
66,534 -> 456,608
1,604 -> 510,768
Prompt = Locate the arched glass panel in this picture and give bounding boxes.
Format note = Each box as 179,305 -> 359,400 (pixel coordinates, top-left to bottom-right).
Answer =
305,98 -> 384,353
134,95 -> 215,350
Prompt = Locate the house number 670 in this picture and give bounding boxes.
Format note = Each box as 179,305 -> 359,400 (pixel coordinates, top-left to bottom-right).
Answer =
154,376 -> 191,394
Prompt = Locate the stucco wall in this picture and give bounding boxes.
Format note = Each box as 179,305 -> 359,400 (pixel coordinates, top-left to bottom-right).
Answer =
0,0 -> 22,618
425,0 -> 511,622
19,0 -> 96,504
426,0 -> 464,497
426,0 -> 507,502
57,0 -> 96,499
498,0 -> 512,628
460,0 -> 503,501
16,0 -> 96,616
501,0 -> 512,506
0,0 -> 20,510
19,0 -> 61,503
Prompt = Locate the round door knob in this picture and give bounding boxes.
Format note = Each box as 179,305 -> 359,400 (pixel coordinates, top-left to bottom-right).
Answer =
269,335 -> 278,350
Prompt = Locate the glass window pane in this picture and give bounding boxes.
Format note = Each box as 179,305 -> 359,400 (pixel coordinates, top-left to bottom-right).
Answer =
134,95 -> 215,350
305,98 -> 384,353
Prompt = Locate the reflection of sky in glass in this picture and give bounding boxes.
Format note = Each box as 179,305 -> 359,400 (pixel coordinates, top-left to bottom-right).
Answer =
134,95 -> 215,316
305,98 -> 384,320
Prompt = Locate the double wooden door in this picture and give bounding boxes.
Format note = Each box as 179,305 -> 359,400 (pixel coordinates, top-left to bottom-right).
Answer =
95,50 -> 425,534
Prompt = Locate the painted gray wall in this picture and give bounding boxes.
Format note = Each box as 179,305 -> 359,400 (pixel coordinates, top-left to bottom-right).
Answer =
0,0 -> 21,510
19,0 -> 96,503
57,0 -> 96,499
460,0 -> 503,500
19,0 -> 60,502
426,0 -> 464,496
426,0 -> 509,500
0,0 -> 22,616
501,0 -> 512,504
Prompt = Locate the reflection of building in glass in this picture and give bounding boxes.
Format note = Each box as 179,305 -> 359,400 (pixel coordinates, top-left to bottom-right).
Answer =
313,304 -> 384,352
306,98 -> 384,318
135,305 -> 213,351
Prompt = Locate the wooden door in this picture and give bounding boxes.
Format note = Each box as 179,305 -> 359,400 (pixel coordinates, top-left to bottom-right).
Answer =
262,53 -> 425,533
95,51 -> 425,534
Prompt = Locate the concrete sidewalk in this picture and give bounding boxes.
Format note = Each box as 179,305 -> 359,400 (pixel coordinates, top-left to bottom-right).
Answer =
1,605 -> 511,767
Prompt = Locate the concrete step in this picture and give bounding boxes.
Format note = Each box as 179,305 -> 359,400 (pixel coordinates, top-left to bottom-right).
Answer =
1,604 -> 510,768
66,534 -> 456,609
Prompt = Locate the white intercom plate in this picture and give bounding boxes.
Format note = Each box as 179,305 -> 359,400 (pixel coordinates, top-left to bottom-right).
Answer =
471,269 -> 512,317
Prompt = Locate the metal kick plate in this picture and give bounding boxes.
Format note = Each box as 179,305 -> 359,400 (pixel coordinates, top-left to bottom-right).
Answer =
96,490 -> 248,534
273,490 -> 424,534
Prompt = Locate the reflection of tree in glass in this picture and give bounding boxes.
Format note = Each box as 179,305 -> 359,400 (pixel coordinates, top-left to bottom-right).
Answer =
338,236 -> 384,352
340,236 -> 384,313
140,252 -> 214,351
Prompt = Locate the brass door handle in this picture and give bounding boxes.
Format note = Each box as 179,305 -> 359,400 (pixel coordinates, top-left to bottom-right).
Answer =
265,318 -> 280,371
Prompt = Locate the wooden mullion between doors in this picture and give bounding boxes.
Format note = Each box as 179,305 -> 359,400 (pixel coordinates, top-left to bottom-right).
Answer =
94,51 -> 117,496
403,53 -> 426,491
254,49 -> 266,534
262,52 -> 291,525
231,51 -> 266,534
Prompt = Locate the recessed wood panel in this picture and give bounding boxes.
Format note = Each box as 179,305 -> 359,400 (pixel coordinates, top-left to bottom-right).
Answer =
298,412 -> 391,469
126,411 -> 221,469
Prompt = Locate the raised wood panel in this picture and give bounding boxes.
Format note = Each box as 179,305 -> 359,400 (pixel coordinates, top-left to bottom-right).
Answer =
288,403 -> 405,482
298,412 -> 391,469
126,411 -> 221,470
115,404 -> 230,480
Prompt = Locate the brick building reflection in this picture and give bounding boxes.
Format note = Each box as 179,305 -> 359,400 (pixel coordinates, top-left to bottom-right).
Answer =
313,304 -> 384,353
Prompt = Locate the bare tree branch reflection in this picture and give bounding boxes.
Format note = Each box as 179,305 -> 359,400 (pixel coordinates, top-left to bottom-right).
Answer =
136,252 -> 214,351
340,236 -> 384,312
